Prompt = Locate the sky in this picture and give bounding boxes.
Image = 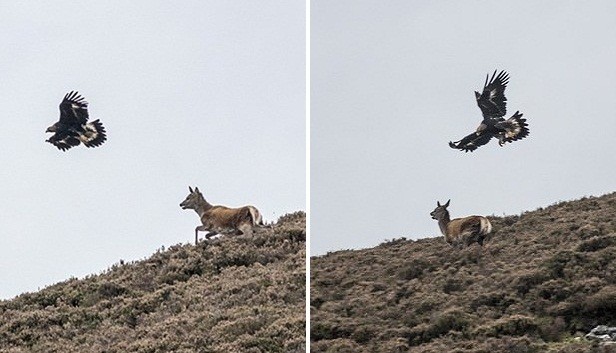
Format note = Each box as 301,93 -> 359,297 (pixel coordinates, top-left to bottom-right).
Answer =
312,1 -> 616,255
0,1 -> 305,299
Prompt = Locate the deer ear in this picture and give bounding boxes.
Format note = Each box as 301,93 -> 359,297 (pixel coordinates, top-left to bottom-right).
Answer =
189,186 -> 193,193
195,187 -> 200,193
437,201 -> 441,207
444,199 -> 450,207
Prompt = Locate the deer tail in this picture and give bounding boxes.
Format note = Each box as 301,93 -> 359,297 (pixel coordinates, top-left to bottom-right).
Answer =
479,217 -> 492,235
247,206 -> 264,227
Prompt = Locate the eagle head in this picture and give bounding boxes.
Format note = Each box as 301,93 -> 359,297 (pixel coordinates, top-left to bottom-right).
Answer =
45,123 -> 58,133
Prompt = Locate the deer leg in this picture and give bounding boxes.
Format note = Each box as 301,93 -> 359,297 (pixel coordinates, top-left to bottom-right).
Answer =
465,235 -> 475,247
205,231 -> 218,239
476,245 -> 486,273
477,236 -> 484,246
195,225 -> 208,245
456,237 -> 464,250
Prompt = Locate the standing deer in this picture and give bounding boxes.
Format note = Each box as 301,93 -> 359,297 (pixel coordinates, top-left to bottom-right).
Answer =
430,199 -> 492,248
180,186 -> 264,245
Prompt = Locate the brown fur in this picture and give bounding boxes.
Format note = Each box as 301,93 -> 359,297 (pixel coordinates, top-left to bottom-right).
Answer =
431,200 -> 492,248
180,186 -> 263,245
201,206 -> 253,235
445,216 -> 486,246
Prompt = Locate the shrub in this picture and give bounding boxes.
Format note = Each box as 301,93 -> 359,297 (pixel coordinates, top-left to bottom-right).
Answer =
470,292 -> 516,311
577,235 -> 616,252
442,278 -> 464,294
543,251 -> 574,279
484,336 -> 543,353
575,225 -> 601,239
309,193 -> 616,352
537,316 -> 566,342
514,270 -> 550,295
576,286 -> 616,316
311,297 -> 325,310
0,212 -> 306,353
474,315 -> 538,337
396,258 -> 435,280
311,322 -> 352,341
536,279 -> 572,301
407,308 -> 470,345
351,326 -> 374,344
241,336 -> 284,353
97,282 -> 127,299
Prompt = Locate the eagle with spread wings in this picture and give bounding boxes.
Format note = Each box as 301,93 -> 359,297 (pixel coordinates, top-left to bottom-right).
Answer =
449,70 -> 529,152
45,91 -> 107,151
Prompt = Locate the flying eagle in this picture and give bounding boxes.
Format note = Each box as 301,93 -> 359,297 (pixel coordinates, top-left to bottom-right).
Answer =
45,91 -> 107,151
449,70 -> 529,152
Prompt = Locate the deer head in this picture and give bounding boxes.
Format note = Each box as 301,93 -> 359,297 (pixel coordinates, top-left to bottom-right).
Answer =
430,199 -> 450,220
180,186 -> 204,210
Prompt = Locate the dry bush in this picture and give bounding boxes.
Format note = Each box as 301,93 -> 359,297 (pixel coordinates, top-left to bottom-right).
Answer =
473,315 -> 538,338
408,308 -> 470,345
577,235 -> 616,252
311,193 -> 616,352
396,258 -> 436,280
0,212 -> 305,353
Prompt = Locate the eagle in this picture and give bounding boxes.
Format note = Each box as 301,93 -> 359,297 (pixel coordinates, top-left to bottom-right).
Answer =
449,70 -> 529,152
45,91 -> 107,151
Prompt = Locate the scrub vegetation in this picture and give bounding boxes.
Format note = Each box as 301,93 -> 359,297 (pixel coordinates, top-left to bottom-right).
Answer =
311,193 -> 615,352
1,212 -> 306,353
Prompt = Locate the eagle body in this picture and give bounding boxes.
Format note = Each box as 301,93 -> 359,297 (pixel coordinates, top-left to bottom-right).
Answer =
449,70 -> 529,152
46,91 -> 106,151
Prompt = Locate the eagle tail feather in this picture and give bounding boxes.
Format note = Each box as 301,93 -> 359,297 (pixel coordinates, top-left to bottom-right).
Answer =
499,111 -> 529,145
82,119 -> 107,148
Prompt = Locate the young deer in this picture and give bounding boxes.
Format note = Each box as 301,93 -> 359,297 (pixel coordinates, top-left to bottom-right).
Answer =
430,199 -> 492,248
180,186 -> 264,245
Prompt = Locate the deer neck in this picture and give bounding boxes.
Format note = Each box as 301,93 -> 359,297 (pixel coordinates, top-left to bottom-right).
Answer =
437,212 -> 451,236
194,197 -> 213,219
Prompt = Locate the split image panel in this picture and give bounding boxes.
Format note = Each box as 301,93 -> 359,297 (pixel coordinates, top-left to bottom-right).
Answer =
310,1 -> 616,352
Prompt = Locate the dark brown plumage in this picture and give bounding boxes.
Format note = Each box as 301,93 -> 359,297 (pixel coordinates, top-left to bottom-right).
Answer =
45,91 -> 107,151
449,70 -> 529,152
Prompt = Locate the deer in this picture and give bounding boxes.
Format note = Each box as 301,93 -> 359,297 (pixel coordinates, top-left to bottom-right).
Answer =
430,199 -> 492,248
180,186 -> 264,245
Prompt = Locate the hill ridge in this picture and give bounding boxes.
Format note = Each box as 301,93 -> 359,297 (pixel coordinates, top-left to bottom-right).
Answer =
1,211 -> 306,353
311,194 -> 615,353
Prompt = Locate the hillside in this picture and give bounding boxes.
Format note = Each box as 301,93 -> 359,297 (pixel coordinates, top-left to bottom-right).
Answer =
0,212 -> 306,353
311,193 -> 616,353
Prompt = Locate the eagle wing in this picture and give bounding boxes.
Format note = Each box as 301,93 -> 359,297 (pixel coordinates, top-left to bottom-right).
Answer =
476,70 -> 509,119
46,130 -> 82,151
495,111 -> 529,145
449,129 -> 494,152
59,91 -> 89,125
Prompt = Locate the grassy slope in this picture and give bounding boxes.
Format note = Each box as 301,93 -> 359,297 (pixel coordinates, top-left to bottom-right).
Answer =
311,193 -> 616,353
0,212 -> 306,353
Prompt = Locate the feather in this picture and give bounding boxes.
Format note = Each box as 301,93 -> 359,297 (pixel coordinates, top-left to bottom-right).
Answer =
46,92 -> 106,151
450,71 -> 529,152
476,70 -> 509,119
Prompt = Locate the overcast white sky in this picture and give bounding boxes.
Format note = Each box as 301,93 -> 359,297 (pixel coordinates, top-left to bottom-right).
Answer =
0,1 -> 305,299
312,1 -> 615,255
